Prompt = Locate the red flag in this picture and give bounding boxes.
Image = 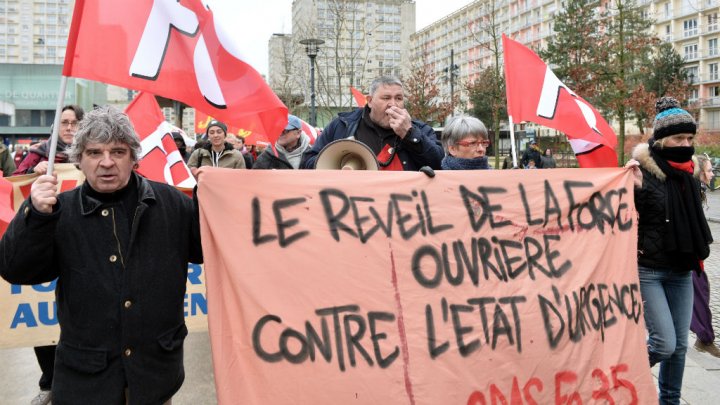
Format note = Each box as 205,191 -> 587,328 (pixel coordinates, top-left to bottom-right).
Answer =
350,86 -> 367,107
125,92 -> 196,188
299,119 -> 318,145
235,117 -> 317,146
502,35 -> 617,167
64,0 -> 287,147
0,177 -> 14,236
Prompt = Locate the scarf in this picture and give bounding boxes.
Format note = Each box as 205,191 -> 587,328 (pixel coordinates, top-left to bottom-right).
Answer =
276,133 -> 310,169
649,144 -> 713,268
34,139 -> 70,162
441,155 -> 491,170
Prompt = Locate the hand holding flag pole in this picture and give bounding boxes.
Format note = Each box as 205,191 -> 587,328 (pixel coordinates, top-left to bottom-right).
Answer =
46,76 -> 69,176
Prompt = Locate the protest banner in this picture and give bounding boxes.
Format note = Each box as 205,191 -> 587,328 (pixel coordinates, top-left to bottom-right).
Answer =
0,165 -> 208,348
198,168 -> 656,404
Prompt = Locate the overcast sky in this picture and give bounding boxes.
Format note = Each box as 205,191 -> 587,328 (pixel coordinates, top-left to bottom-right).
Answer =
221,0 -> 475,76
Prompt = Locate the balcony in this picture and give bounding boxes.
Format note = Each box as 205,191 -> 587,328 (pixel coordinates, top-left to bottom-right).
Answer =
684,28 -> 699,38
702,97 -> 720,107
677,7 -> 700,19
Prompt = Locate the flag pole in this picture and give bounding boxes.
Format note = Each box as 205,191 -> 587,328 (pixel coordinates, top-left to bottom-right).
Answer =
47,76 -> 69,176
508,115 -> 518,168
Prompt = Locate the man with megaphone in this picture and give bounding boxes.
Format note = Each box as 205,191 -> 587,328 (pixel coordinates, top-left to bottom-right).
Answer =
301,76 -> 444,171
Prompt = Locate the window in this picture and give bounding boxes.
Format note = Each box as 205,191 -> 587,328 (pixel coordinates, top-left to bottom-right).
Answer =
684,44 -> 698,60
710,63 -> 719,81
710,39 -> 718,56
686,66 -> 699,82
665,25 -> 672,41
709,86 -> 720,97
683,19 -> 698,37
709,13 -> 719,32
708,111 -> 720,130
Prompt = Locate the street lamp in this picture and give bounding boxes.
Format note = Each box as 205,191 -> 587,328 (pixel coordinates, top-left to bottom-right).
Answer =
300,38 -> 325,127
443,48 -> 459,113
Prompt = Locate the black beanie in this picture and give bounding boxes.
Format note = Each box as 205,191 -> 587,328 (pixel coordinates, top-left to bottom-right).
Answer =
652,97 -> 696,140
206,120 -> 227,136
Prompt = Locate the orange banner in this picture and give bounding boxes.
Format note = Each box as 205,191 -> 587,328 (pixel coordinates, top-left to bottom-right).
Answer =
198,168 -> 656,404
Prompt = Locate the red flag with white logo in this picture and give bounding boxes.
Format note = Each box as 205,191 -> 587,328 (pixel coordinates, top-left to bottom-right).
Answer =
350,86 -> 367,108
502,34 -> 617,167
125,92 -> 196,188
64,0 -> 287,147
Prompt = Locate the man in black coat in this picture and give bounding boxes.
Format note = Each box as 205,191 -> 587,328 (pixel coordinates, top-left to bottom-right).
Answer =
0,106 -> 203,405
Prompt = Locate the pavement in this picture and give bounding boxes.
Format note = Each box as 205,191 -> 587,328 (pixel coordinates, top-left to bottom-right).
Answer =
2,192 -> 720,404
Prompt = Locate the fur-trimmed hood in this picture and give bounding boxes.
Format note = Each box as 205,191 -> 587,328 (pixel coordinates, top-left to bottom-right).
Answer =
632,142 -> 665,182
692,155 -> 701,178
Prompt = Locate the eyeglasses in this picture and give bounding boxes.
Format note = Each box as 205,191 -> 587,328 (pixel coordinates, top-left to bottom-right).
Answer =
455,139 -> 490,148
60,120 -> 79,128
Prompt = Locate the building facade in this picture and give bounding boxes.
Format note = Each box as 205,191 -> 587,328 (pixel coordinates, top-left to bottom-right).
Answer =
0,0 -> 108,142
269,0 -> 416,124
0,0 -> 73,65
647,0 -> 720,130
411,0 -> 720,132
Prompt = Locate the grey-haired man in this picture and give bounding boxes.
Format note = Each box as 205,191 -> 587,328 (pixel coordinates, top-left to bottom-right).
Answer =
0,105 -> 203,404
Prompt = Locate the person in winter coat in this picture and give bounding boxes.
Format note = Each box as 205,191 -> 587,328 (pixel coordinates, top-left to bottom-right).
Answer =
0,143 -> 16,176
254,115 -> 311,170
187,120 -> 245,178
300,76 -> 443,171
172,131 -> 190,163
0,106 -> 203,404
439,115 -> 492,170
690,153 -> 720,358
14,104 -> 84,175
520,140 -> 543,169
540,148 -> 557,168
627,97 -> 713,405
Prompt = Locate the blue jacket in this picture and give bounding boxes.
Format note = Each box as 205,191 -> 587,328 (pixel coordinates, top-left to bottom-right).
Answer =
300,108 -> 444,170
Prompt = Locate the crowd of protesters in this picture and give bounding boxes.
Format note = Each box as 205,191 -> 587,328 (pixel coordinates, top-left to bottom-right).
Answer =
0,77 -> 716,405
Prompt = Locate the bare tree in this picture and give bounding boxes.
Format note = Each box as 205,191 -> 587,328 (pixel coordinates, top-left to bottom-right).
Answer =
467,0 -> 507,168
403,47 -> 454,127
269,34 -> 305,112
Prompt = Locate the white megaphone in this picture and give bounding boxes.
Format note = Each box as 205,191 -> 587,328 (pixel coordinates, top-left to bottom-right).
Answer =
315,139 -> 379,170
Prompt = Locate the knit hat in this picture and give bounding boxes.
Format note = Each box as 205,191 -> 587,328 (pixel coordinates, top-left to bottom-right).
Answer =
206,120 -> 227,136
653,97 -> 696,140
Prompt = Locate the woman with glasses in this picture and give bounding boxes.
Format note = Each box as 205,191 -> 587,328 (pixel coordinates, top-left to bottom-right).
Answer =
627,97 -> 713,404
690,153 -> 719,358
440,115 -> 491,170
13,104 -> 84,175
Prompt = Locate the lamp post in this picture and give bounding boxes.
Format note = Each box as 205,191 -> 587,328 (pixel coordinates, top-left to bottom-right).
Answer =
300,38 -> 325,127
444,49 -> 459,113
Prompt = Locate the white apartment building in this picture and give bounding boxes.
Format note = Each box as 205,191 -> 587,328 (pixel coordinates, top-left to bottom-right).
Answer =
648,0 -> 720,130
269,0 -> 416,116
412,0 -> 720,131
0,0 -> 73,64
0,0 -> 108,138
